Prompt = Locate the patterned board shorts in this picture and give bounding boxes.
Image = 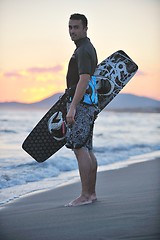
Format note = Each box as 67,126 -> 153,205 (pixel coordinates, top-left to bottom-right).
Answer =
65,103 -> 98,150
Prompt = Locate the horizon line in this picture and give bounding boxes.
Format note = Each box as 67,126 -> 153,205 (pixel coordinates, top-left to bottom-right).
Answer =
0,92 -> 160,104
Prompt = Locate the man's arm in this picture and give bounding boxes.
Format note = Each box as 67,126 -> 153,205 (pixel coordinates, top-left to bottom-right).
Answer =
66,74 -> 90,124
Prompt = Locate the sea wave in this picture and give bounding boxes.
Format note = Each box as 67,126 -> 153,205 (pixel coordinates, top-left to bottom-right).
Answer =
0,129 -> 17,134
0,143 -> 159,191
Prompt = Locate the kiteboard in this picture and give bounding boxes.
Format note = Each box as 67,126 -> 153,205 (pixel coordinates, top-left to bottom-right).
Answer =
22,50 -> 138,162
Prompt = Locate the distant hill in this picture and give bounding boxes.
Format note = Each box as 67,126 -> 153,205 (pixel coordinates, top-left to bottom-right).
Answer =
108,94 -> 160,112
0,93 -> 159,112
28,93 -> 62,108
0,93 -> 62,110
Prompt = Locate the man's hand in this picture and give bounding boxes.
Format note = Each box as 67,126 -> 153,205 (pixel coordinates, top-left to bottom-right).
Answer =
66,105 -> 76,125
66,74 -> 90,125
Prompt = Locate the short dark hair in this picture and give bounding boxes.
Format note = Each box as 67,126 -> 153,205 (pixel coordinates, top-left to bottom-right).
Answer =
70,13 -> 88,28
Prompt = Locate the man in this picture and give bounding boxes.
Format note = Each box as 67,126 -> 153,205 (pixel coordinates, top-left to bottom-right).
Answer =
65,13 -> 98,206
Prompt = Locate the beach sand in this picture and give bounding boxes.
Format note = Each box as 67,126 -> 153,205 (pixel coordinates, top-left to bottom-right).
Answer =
0,159 -> 160,240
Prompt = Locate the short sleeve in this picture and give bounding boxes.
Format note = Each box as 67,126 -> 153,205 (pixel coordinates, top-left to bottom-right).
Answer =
76,47 -> 92,75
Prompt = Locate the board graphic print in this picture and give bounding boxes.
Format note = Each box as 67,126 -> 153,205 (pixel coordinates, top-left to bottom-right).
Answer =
22,50 -> 138,162
95,50 -> 138,111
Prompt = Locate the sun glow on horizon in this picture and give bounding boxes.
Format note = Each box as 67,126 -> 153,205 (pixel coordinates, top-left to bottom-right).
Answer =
0,64 -> 67,103
0,63 -> 159,103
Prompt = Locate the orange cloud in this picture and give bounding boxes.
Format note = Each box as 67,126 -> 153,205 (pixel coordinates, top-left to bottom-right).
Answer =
0,64 -> 66,103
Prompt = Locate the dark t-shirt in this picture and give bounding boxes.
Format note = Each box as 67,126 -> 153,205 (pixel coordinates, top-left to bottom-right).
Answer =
66,37 -> 98,88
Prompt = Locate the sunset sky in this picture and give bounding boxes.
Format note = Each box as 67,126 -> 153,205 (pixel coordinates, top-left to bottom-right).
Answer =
0,0 -> 159,103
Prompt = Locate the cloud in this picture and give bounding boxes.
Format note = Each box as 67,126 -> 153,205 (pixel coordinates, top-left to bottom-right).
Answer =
3,64 -> 63,78
4,71 -> 22,78
27,65 -> 63,74
1,64 -> 66,102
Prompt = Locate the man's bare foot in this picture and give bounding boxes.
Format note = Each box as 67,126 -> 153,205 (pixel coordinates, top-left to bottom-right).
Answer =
90,193 -> 97,202
65,195 -> 93,207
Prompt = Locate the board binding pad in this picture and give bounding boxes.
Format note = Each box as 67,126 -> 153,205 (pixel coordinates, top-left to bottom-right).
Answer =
22,50 -> 138,162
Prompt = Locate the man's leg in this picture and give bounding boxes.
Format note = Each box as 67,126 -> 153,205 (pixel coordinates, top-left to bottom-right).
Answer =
65,104 -> 98,206
66,147 -> 97,206
89,150 -> 98,201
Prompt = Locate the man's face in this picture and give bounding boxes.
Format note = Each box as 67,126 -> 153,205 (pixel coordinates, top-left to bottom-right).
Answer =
69,19 -> 87,42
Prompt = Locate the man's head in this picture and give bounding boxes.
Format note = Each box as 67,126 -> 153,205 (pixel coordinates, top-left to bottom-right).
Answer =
69,13 -> 88,42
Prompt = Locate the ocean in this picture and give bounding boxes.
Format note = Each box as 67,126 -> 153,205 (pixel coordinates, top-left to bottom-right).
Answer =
0,109 -> 160,205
